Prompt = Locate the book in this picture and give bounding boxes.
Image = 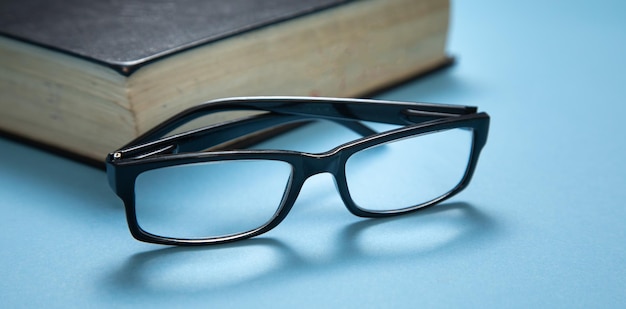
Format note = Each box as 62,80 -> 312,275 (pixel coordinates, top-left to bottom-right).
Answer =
0,0 -> 452,166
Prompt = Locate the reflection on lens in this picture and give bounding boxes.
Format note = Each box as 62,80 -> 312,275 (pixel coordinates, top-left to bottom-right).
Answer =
345,128 -> 473,212
134,160 -> 292,239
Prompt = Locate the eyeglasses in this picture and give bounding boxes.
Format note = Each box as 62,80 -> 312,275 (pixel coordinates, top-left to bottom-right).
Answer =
106,97 -> 490,246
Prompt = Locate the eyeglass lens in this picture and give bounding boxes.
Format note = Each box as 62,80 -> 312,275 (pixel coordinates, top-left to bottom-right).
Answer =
345,127 -> 473,211
132,126 -> 473,240
134,160 -> 292,239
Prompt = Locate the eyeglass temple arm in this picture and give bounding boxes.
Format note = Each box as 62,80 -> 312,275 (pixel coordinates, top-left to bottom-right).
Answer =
178,99 -> 477,152
258,98 -> 478,124
119,112 -> 375,157
116,98 -> 476,157
199,116 -> 377,151
175,113 -> 379,153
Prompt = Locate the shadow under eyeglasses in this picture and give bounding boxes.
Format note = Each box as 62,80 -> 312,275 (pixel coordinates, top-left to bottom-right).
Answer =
104,201 -> 498,296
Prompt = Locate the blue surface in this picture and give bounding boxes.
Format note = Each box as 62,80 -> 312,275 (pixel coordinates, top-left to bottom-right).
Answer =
2,0 -> 626,307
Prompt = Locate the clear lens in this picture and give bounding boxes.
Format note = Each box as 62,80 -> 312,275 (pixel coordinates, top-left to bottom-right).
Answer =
134,160 -> 292,239
345,128 -> 473,212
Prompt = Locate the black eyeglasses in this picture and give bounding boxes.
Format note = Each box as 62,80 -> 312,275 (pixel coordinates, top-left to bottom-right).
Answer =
106,97 -> 490,246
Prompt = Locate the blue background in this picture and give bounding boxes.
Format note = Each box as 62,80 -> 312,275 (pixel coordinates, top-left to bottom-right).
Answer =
1,0 -> 625,307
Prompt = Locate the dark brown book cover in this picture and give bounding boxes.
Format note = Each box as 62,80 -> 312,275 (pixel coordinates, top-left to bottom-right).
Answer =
0,0 -> 353,75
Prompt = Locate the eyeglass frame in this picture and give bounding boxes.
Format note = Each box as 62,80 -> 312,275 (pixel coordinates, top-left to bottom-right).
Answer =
106,96 -> 490,246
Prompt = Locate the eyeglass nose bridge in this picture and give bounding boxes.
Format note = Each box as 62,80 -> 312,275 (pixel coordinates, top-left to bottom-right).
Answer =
300,151 -> 344,178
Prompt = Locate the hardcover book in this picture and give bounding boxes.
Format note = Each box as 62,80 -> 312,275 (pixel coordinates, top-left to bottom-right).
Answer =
0,0 -> 452,165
